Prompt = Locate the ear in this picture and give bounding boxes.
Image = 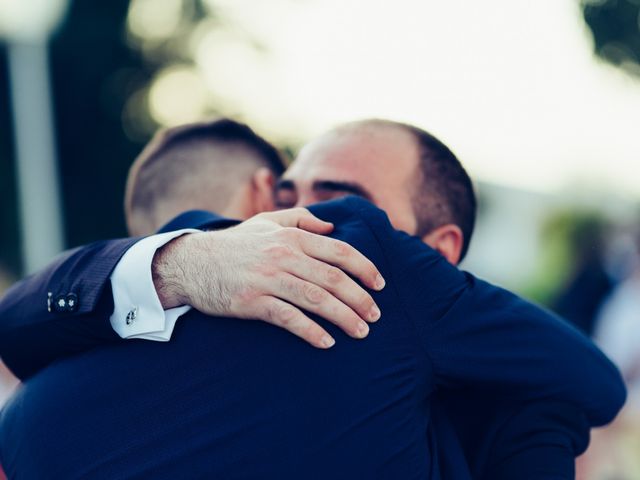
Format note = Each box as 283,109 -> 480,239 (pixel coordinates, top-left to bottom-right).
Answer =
421,223 -> 464,265
251,167 -> 276,213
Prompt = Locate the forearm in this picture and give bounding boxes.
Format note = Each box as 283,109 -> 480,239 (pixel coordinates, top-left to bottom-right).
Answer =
427,280 -> 626,426
442,393 -> 588,480
152,233 -> 194,310
0,238 -> 138,379
485,445 -> 575,480
0,283 -> 121,379
480,401 -> 588,480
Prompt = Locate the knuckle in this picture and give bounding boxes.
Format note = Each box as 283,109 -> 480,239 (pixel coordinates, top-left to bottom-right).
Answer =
277,227 -> 300,243
276,304 -> 297,326
265,244 -> 294,260
334,240 -> 352,257
278,275 -> 297,294
358,292 -> 375,313
286,227 -> 303,239
264,301 -> 278,322
303,283 -> 326,304
326,266 -> 344,284
254,264 -> 277,278
292,207 -> 307,216
236,285 -> 259,303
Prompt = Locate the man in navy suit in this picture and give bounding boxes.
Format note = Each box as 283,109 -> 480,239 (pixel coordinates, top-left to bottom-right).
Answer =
0,119 -> 626,478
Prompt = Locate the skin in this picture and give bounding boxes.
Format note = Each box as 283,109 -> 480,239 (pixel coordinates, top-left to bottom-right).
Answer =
222,167 -> 278,220
278,125 -> 420,234
155,208 -> 384,348
275,123 -> 464,265
134,164 -> 278,236
155,122 -> 464,348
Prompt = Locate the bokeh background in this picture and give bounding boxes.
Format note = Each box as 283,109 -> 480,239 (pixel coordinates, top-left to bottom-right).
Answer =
1,0 -> 639,477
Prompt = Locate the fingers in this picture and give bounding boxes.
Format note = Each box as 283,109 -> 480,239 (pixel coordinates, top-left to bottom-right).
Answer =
271,273 -> 372,340
298,231 -> 385,292
261,208 -> 334,234
296,213 -> 334,235
253,296 -> 336,349
283,255 -> 381,325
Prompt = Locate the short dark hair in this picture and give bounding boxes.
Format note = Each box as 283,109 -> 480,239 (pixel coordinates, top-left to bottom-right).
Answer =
407,124 -> 476,260
125,118 -> 285,235
348,119 -> 476,260
143,118 -> 286,176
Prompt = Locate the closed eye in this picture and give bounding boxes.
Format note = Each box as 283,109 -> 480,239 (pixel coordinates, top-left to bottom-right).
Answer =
273,180 -> 298,209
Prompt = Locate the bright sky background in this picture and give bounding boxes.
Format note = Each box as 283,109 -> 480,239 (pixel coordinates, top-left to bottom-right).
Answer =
151,0 -> 640,198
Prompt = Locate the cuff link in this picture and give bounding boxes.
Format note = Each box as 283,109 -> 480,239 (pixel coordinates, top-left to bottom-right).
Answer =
126,307 -> 138,325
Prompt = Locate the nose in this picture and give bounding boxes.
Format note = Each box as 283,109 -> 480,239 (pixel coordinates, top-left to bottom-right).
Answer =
295,193 -> 318,208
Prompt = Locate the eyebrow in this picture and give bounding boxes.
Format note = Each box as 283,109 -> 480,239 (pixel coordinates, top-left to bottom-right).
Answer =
274,178 -> 373,201
274,179 -> 296,191
312,180 -> 373,200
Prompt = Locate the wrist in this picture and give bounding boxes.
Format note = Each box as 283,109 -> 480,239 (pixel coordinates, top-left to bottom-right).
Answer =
152,233 -> 193,309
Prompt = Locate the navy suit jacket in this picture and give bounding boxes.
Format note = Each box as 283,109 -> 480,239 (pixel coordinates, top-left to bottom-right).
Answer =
0,197 -> 626,479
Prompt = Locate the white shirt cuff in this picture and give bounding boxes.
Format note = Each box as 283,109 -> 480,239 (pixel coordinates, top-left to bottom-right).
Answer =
109,229 -> 198,341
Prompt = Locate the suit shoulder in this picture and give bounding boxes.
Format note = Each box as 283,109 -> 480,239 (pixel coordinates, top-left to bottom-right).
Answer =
307,196 -> 392,228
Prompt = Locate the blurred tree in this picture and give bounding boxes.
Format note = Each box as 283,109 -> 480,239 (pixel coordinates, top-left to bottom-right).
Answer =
0,46 -> 20,274
581,0 -> 640,77
1,0 -> 279,277
549,212 -> 614,335
524,209 -> 613,335
49,0 -> 152,248
122,0 -> 271,135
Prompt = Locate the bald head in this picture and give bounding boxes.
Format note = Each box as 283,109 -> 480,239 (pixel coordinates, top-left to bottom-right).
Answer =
126,119 -> 285,236
283,121 -> 421,233
277,119 -> 476,261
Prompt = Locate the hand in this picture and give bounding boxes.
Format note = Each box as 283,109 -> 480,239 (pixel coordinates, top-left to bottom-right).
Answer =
153,208 -> 385,348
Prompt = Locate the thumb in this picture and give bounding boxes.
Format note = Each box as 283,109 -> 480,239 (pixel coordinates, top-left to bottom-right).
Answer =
268,208 -> 334,234
296,210 -> 334,234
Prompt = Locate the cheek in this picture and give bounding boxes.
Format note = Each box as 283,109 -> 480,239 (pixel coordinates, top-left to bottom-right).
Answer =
262,196 -> 276,212
371,192 -> 418,235
392,212 -> 418,235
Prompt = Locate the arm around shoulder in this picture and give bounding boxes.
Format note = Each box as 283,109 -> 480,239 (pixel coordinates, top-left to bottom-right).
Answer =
0,237 -> 139,379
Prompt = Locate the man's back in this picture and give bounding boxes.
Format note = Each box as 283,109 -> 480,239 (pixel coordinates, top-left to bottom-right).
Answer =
0,198 -> 624,479
1,312 -> 438,479
1,199 -> 447,479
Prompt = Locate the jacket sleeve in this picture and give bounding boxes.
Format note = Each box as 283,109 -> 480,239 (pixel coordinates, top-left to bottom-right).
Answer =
422,274 -> 625,427
480,400 -> 589,480
0,238 -> 139,380
357,198 -> 626,428
439,392 -> 589,480
0,210 -> 236,380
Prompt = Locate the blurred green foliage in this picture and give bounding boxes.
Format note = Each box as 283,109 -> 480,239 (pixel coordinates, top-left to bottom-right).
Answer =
0,0 -> 223,276
1,0 -> 638,281
1,0 -> 157,276
0,0 -> 279,278
523,210 -> 609,305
